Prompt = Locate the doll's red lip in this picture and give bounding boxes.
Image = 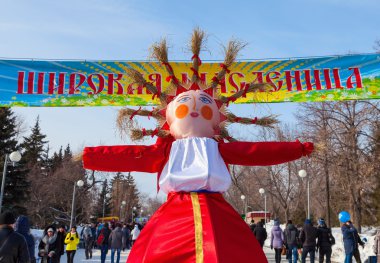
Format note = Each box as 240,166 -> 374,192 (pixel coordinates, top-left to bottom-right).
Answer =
190,112 -> 199,117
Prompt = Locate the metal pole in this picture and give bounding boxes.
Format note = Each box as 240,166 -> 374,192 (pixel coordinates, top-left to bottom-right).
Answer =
0,154 -> 9,214
307,176 -> 310,219
264,194 -> 267,228
244,199 -> 247,218
70,182 -> 76,229
132,209 -> 134,224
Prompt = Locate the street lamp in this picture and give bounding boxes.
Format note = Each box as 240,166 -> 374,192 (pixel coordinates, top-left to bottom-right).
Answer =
70,179 -> 84,229
1,151 -> 22,213
299,169 -> 310,219
132,206 -> 137,223
259,188 -> 267,228
120,200 -> 126,221
103,193 -> 111,220
140,209 -> 144,217
240,195 -> 247,219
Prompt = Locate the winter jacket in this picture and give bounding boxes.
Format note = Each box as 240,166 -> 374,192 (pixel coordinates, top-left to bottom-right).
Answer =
284,224 -> 299,248
374,230 -> 380,255
317,225 -> 333,248
38,232 -> 59,259
299,223 -> 318,248
122,227 -> 130,248
131,226 -> 140,240
56,230 -> 66,256
99,227 -> 111,246
253,222 -> 267,245
249,223 -> 256,232
0,225 -> 30,263
14,215 -> 35,261
64,232 -> 80,251
82,226 -> 93,241
270,226 -> 284,249
109,227 -> 124,249
342,224 -> 356,254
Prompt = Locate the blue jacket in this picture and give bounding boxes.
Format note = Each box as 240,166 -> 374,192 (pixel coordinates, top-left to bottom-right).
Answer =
14,215 -> 35,261
342,224 -> 357,254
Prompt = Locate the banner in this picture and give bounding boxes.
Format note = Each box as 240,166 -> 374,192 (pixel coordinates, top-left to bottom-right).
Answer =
0,53 -> 379,107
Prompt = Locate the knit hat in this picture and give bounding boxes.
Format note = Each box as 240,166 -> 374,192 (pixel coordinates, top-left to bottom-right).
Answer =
0,211 -> 16,225
47,228 -> 54,232
304,219 -> 311,224
274,219 -> 280,226
318,218 -> 325,226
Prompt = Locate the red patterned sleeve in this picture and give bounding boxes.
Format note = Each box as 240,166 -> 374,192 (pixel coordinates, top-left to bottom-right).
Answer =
218,140 -> 313,166
83,137 -> 173,173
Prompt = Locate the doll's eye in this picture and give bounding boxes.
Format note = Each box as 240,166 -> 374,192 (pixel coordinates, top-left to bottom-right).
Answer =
199,96 -> 212,104
177,96 -> 191,103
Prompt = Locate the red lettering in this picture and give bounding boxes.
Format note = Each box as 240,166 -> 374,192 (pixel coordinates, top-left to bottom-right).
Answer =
69,73 -> 86,94
27,72 -> 35,94
333,68 -> 344,89
346,67 -> 363,89
228,72 -> 245,93
304,70 -> 322,90
88,74 -> 105,94
48,73 -> 66,94
323,69 -> 332,89
17,72 -> 25,94
37,73 -> 44,94
285,70 -> 302,91
107,73 -> 124,94
251,72 -> 264,84
148,73 -> 162,94
265,71 -> 283,91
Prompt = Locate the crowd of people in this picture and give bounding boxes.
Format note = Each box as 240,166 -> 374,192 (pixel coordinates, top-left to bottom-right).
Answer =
250,218 -> 380,263
0,210 -> 145,263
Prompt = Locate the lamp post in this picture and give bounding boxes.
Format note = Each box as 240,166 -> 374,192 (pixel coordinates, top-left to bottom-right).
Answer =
240,195 -> 247,220
120,200 -> 126,221
299,169 -> 310,219
70,179 -> 84,229
1,151 -> 22,214
140,209 -> 144,217
132,206 -> 137,223
259,188 -> 267,228
102,193 -> 111,221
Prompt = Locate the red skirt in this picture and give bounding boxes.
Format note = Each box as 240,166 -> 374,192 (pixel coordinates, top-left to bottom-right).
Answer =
127,192 -> 268,263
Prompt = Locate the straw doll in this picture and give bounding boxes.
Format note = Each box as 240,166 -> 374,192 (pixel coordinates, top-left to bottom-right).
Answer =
83,29 -> 313,263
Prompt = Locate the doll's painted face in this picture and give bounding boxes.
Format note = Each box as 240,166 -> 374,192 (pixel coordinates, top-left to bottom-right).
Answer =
166,90 -> 220,139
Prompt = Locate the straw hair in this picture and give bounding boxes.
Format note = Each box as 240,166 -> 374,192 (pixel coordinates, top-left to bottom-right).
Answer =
223,40 -> 247,68
131,129 -> 170,141
219,83 -> 270,104
224,112 -> 278,127
149,38 -> 169,63
191,27 -> 206,57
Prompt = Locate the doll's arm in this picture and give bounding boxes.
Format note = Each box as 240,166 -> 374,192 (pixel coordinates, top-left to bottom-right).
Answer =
83,137 -> 173,172
219,140 -> 313,166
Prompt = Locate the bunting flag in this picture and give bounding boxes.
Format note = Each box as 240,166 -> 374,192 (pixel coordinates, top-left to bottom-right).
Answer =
0,53 -> 379,107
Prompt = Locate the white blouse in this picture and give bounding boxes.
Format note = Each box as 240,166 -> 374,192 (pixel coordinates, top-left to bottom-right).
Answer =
159,137 -> 232,194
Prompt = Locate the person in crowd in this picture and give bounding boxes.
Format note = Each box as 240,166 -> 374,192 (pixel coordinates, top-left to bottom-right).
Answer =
82,224 -> 94,259
64,226 -> 80,263
347,221 -> 364,263
122,223 -> 131,250
250,219 -> 257,233
299,219 -> 318,263
55,225 -> 66,263
284,220 -> 300,263
109,223 -> 124,263
38,227 -> 59,263
316,218 -> 333,263
90,223 -> 97,249
15,215 -> 36,263
98,222 -> 111,263
342,220 -> 357,263
0,211 -> 29,263
373,229 -> 380,257
271,219 -> 284,263
253,221 -> 267,248
131,224 -> 141,247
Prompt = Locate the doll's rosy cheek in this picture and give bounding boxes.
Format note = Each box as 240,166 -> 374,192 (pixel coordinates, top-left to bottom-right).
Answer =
201,105 -> 213,120
175,104 -> 189,119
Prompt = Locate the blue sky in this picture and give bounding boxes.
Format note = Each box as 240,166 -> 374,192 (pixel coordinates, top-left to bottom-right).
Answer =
1,0 -> 380,197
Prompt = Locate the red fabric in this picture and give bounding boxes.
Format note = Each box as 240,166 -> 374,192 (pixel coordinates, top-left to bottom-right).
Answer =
218,141 -> 313,166
82,137 -> 174,173
127,192 -> 267,263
